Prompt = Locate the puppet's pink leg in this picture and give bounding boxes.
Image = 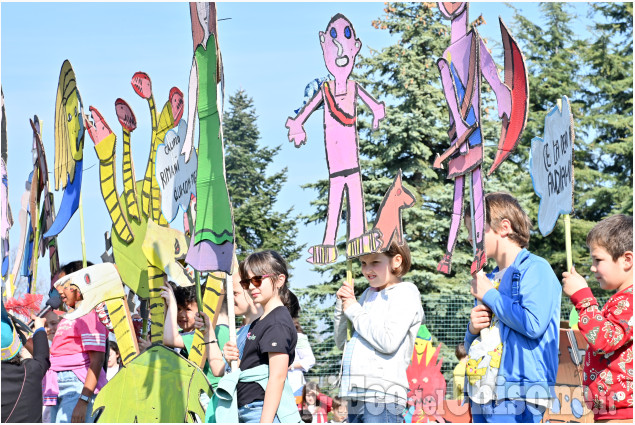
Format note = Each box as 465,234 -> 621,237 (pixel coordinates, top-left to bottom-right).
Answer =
344,172 -> 380,258
323,176 -> 346,245
437,176 -> 465,274
470,167 -> 486,274
346,172 -> 366,240
307,176 -> 345,264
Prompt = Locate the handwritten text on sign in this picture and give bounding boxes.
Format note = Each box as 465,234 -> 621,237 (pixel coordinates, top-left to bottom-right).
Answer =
530,96 -> 575,236
155,119 -> 198,222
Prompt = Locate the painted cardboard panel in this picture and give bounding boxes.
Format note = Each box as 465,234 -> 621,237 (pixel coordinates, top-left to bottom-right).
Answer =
184,3 -> 235,274
85,106 -> 134,244
434,2 -> 528,275
404,343 -> 447,423
285,13 -> 386,265
541,328 -> 594,423
1,158 -> 11,284
52,262 -> 140,365
530,96 -> 575,236
93,344 -> 210,423
44,60 -> 85,239
155,119 -> 198,223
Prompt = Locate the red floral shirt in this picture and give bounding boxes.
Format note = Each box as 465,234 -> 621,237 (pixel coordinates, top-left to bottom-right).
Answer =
572,285 -> 633,420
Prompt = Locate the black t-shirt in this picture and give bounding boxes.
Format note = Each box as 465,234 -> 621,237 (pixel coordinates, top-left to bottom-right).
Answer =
1,330 -> 50,423
237,305 -> 297,407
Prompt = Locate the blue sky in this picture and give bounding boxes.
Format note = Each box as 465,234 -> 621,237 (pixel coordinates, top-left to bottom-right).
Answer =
1,2 -> 591,297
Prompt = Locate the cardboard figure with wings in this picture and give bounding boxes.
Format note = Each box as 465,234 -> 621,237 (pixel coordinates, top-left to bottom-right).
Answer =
434,2 -> 528,275
286,14 -> 418,266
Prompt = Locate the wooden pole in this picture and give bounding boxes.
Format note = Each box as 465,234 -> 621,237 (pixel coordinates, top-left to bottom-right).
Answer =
79,194 -> 87,268
555,99 -> 574,273
226,272 -> 238,371
346,260 -> 353,340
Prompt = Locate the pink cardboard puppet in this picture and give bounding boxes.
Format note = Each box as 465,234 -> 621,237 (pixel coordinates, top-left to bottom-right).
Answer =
286,14 -> 386,265
434,2 -> 528,275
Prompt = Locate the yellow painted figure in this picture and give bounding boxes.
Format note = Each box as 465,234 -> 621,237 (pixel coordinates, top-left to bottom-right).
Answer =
85,79 -> 181,299
86,107 -> 134,243
466,357 -> 487,385
488,343 -> 503,369
43,60 -> 86,239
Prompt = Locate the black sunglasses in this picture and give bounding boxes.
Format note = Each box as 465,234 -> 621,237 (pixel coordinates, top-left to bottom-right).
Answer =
239,274 -> 273,290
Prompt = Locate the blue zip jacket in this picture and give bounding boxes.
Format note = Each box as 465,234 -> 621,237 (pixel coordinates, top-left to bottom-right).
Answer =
465,249 -> 561,401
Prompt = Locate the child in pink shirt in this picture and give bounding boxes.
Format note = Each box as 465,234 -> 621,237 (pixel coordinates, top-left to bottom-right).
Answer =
43,265 -> 108,423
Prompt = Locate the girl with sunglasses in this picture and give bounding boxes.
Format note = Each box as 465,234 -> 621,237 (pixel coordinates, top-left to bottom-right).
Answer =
220,250 -> 301,423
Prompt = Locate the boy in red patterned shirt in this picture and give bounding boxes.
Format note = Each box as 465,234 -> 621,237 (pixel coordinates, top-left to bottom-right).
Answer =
562,214 -> 633,422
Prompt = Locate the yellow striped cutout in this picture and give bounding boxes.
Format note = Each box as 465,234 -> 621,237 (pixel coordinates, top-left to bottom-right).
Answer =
147,265 -> 166,343
121,129 -> 141,223
188,273 -> 225,368
141,95 -> 158,218
94,133 -> 134,243
104,298 -> 139,366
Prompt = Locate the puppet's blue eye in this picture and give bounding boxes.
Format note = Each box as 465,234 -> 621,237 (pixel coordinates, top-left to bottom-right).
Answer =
330,27 -> 337,38
344,26 -> 351,39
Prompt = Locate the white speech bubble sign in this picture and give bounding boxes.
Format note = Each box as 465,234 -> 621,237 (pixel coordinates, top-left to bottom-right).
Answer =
530,96 -> 575,236
155,119 -> 198,223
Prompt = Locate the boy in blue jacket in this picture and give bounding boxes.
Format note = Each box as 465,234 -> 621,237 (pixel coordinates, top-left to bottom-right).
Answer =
464,192 -> 560,423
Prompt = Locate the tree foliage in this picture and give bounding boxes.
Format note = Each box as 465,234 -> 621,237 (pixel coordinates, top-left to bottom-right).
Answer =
224,90 -> 304,264
296,2 -> 632,379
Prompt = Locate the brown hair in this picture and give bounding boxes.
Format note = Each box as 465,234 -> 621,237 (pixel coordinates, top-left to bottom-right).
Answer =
239,250 -> 291,307
587,214 -> 633,261
383,240 -> 412,277
301,381 -> 321,408
293,317 -> 304,334
332,396 -> 345,411
455,342 -> 467,360
465,192 -> 532,248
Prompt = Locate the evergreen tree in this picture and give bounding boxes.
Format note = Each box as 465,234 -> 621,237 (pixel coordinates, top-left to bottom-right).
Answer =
223,90 -> 304,264
298,2 -> 633,381
581,2 -> 633,218
503,2 -> 593,281
509,2 -> 632,298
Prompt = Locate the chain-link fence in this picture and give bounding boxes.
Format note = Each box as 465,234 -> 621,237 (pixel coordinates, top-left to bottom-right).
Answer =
298,294 -> 608,397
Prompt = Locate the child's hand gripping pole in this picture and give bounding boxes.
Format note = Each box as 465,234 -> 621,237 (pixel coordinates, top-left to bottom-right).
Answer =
473,270 -> 493,339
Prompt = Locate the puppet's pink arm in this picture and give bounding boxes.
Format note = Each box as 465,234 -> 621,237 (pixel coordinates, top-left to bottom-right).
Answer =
356,84 -> 385,130
182,58 -> 199,162
437,58 -> 470,138
479,38 -> 511,119
285,90 -> 323,147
